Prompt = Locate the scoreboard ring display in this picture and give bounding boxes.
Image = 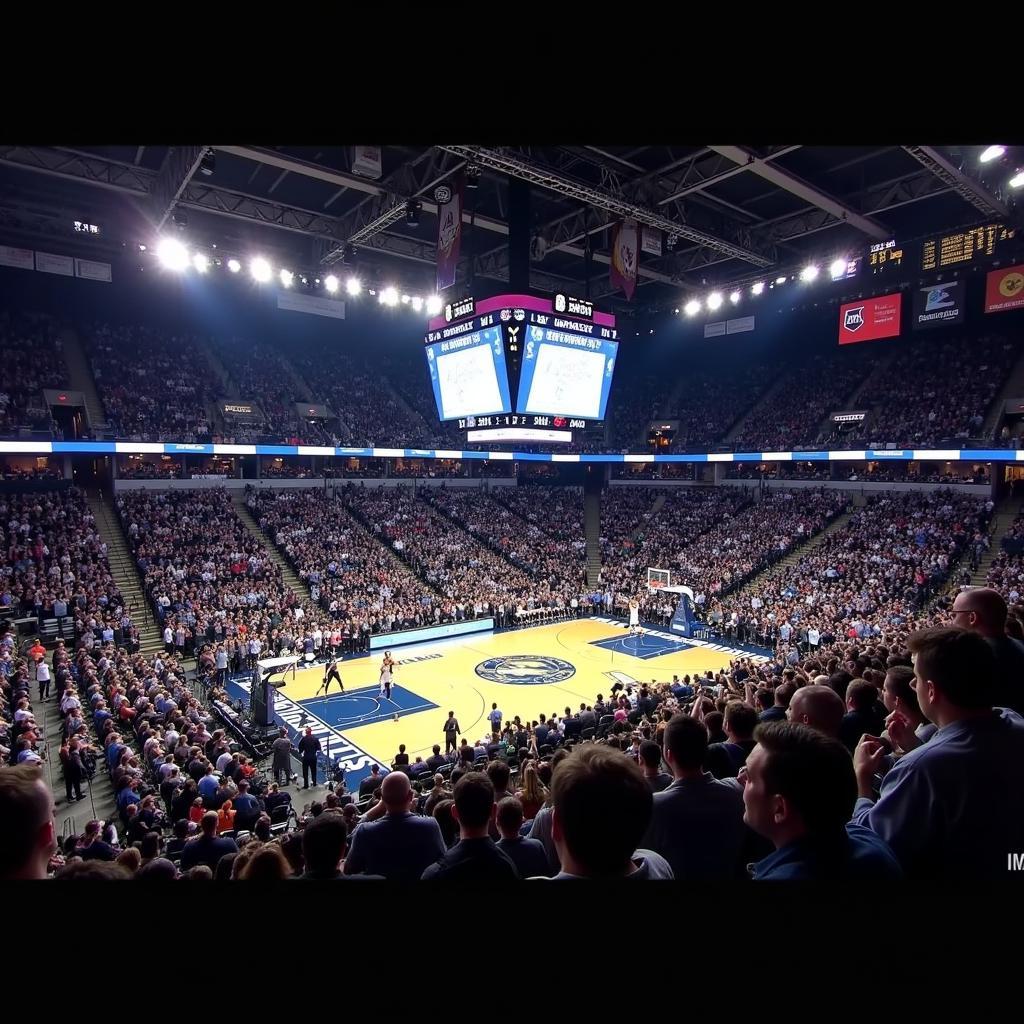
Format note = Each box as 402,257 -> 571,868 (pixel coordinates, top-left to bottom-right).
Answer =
423,292 -> 618,443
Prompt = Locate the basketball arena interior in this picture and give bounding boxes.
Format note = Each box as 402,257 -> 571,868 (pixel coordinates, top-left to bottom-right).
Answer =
1,141 -> 1024,888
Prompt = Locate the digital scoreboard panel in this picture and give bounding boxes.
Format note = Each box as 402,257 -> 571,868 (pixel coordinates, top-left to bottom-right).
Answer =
921,223 -> 1017,272
866,239 -> 906,276
424,326 -> 512,421
424,293 -> 618,443
517,324 -> 618,421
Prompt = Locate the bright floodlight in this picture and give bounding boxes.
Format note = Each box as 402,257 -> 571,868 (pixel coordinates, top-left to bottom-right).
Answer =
830,258 -> 847,280
192,253 -> 209,274
346,277 -> 362,296
156,237 -> 189,272
279,268 -> 294,288
227,258 -> 241,273
775,275 -> 787,285
426,295 -> 443,316
1010,170 -> 1024,189
751,281 -> 765,296
684,299 -> 701,316
800,265 -> 819,282
411,296 -> 424,312
730,290 -> 741,304
324,274 -> 339,294
980,145 -> 1006,163
380,286 -> 399,306
400,294 -> 411,304
706,292 -> 723,311
250,257 -> 272,283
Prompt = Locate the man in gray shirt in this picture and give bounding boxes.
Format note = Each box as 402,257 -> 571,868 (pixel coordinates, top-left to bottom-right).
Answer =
641,714 -> 747,880
853,626 -> 1024,879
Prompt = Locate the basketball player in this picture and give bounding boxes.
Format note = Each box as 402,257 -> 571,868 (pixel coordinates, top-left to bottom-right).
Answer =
317,655 -> 344,696
628,598 -> 641,636
379,651 -> 395,702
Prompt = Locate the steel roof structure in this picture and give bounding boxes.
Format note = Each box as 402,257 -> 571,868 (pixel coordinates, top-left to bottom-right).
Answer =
0,143 -> 1019,315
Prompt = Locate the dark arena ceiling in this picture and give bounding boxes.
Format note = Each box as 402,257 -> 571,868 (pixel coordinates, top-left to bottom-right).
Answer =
0,144 -> 1020,316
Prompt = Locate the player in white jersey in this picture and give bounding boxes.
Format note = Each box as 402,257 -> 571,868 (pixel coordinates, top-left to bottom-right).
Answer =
379,652 -> 395,700
628,599 -> 640,636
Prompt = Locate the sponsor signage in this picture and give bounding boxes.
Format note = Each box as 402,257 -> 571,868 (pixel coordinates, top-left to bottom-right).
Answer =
838,292 -> 902,345
553,293 -> 593,319
444,296 -> 475,323
0,246 -> 34,270
912,278 -> 965,329
75,258 -> 112,283
219,400 -> 261,422
35,252 -> 74,276
640,226 -> 662,256
830,411 -> 868,423
276,292 -> 345,319
985,263 -> 1024,314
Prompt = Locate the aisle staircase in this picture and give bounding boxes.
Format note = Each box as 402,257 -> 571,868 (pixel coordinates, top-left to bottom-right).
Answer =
200,339 -> 238,397
728,506 -> 857,604
724,370 -> 790,443
85,493 -> 163,656
585,488 -> 603,588
969,496 -> 1024,587
230,492 -> 311,600
60,327 -> 106,432
981,347 -> 1024,441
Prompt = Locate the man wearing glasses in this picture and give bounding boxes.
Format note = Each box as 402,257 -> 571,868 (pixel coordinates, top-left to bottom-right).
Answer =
949,587 -> 1024,714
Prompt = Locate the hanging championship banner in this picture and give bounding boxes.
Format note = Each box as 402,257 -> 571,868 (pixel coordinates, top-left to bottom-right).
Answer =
435,175 -> 464,291
610,218 -> 639,301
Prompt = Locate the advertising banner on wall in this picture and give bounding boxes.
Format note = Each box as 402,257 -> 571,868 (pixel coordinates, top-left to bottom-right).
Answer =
984,263 -> 1024,314
912,279 -> 965,330
838,292 -> 902,345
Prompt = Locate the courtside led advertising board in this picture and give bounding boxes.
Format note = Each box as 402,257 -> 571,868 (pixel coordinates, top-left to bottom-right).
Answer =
838,292 -> 902,345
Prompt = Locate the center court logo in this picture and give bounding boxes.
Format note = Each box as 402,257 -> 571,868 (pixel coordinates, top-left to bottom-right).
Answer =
475,655 -> 576,685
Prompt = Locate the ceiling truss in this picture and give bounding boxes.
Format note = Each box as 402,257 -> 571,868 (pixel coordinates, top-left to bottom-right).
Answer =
0,142 -> 1015,315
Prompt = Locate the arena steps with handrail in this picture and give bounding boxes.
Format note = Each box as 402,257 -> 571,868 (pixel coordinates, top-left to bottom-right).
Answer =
85,493 -> 163,656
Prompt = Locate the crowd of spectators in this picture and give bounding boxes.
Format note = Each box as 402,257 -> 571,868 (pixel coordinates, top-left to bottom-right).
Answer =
341,485 -> 590,623
1,625 -> 49,772
831,334 -> 1016,447
209,336 -> 332,445
117,459 -> 184,481
420,486 -> 586,583
598,487 -> 753,615
0,487 -> 136,649
2,472 -> 1023,884
669,489 -> 850,601
0,462 -> 63,482
12,585 -> 1020,882
116,488 -> 332,660
0,311 -> 67,435
606,373 -> 674,450
667,360 -> 782,449
491,485 -> 585,546
288,348 -> 429,449
248,487 -> 445,641
725,462 -> 992,485
710,490 -> 992,649
730,347 -> 874,451
83,323 -> 214,440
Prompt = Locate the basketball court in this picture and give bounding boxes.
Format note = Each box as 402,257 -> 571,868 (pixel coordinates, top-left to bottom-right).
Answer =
226,613 -> 770,792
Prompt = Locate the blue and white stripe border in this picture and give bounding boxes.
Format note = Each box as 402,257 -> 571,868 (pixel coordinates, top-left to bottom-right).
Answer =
7,440 -> 1015,463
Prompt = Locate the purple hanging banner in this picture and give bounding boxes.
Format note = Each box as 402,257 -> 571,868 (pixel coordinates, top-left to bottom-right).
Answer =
435,174 -> 464,291
610,218 -> 639,301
